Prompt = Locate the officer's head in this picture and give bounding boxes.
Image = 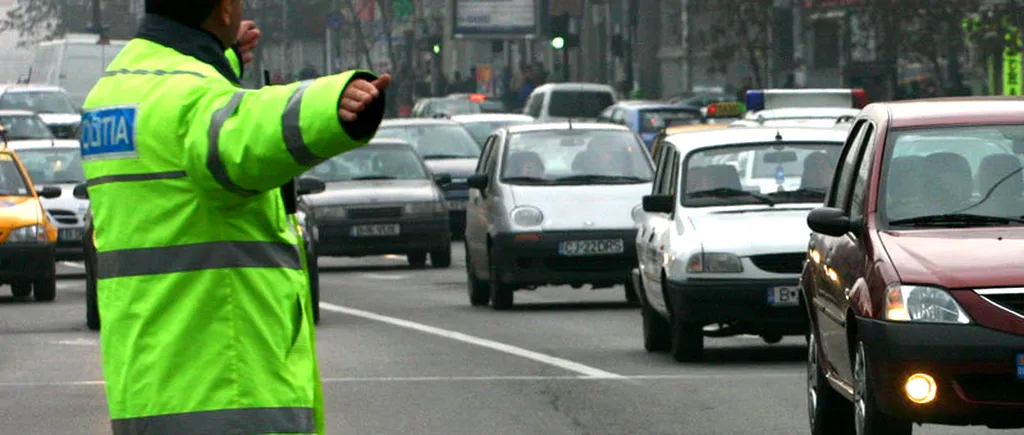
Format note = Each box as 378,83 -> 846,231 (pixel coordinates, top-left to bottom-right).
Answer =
146,0 -> 242,47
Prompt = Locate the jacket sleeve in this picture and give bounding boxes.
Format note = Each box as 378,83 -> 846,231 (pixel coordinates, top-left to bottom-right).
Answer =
183,70 -> 386,204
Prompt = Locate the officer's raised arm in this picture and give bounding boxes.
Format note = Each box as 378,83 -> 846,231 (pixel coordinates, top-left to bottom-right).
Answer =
184,71 -> 388,202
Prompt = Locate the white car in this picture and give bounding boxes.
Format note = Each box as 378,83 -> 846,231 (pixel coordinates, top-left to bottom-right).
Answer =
0,85 -> 82,139
631,126 -> 847,362
5,137 -> 88,261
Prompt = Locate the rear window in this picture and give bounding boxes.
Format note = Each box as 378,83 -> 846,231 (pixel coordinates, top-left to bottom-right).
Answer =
548,91 -> 615,118
639,109 -> 702,133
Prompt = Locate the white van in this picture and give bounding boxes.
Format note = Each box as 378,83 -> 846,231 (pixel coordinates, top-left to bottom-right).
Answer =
523,82 -> 618,122
28,33 -> 128,108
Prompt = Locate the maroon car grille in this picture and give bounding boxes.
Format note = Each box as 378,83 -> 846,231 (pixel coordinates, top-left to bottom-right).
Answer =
979,293 -> 1024,317
955,374 -> 1024,403
750,253 -> 805,274
347,207 -> 403,219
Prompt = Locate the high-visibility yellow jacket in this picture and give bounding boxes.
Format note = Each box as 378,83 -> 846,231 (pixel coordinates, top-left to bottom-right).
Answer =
80,14 -> 384,435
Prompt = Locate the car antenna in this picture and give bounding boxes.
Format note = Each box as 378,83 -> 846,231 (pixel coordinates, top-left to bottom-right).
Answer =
567,116 -> 573,130
775,130 -> 783,141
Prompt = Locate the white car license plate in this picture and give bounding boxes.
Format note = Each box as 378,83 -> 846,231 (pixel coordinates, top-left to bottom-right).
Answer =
59,228 -> 83,241
447,200 -> 467,211
350,224 -> 400,237
767,286 -> 800,307
558,239 -> 624,256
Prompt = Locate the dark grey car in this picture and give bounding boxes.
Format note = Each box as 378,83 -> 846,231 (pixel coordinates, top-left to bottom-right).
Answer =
301,139 -> 453,268
373,119 -> 482,236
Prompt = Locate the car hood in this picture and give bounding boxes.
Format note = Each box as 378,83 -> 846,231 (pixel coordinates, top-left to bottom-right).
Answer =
304,179 -> 438,206
688,207 -> 815,256
40,183 -> 89,214
37,113 -> 81,126
509,183 -> 650,230
422,158 -> 477,179
0,195 -> 43,228
879,228 -> 1024,289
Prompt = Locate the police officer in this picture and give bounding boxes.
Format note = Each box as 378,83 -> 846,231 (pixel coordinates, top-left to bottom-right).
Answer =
79,0 -> 390,433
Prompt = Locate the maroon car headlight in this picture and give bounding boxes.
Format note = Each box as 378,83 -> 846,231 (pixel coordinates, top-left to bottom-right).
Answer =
884,284 -> 971,324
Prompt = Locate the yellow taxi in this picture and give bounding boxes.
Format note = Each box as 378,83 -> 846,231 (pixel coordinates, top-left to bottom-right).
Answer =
0,125 -> 61,301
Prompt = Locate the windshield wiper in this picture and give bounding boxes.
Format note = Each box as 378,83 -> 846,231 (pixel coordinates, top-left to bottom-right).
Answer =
553,175 -> 650,184
352,175 -> 398,181
889,213 -> 1024,227
688,187 -> 776,206
769,188 -> 826,199
423,154 -> 473,160
501,176 -> 552,185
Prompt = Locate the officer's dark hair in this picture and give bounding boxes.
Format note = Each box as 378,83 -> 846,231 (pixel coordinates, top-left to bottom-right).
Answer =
146,0 -> 222,27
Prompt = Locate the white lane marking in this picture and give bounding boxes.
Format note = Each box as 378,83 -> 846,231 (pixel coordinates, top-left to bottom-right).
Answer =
50,338 -> 98,346
358,273 -> 409,281
0,373 -> 803,388
57,283 -> 79,289
60,262 -> 85,269
320,302 -> 623,379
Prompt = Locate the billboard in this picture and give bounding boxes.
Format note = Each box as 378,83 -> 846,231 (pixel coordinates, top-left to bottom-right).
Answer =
453,0 -> 538,38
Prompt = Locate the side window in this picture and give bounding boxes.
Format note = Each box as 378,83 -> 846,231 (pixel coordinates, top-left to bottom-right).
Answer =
651,146 -> 668,194
475,136 -> 495,173
848,123 -> 878,217
525,94 -> 543,117
827,120 -> 868,208
485,141 -> 501,176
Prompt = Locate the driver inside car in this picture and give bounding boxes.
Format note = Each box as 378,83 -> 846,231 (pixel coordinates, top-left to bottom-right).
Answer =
506,151 -> 545,178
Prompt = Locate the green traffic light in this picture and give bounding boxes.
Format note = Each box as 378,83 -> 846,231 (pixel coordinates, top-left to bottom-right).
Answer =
432,44 -> 441,54
551,37 -> 565,50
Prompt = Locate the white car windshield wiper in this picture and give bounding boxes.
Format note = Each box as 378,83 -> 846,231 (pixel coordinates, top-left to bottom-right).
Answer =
688,187 -> 775,206
553,174 -> 650,184
422,154 -> 472,160
502,176 -> 552,185
889,213 -> 1024,227
352,175 -> 398,181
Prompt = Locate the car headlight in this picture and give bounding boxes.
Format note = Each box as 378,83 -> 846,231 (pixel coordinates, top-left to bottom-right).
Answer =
405,202 -> 445,215
6,225 -> 48,243
686,252 -> 743,273
884,284 -> 971,324
510,206 -> 544,227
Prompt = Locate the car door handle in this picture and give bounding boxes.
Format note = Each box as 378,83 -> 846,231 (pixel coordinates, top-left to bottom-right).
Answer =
648,233 -> 656,242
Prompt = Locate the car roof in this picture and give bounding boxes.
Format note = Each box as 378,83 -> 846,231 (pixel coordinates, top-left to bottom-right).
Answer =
533,82 -> 616,92
875,97 -> 1024,128
746,107 -> 861,120
504,122 -> 632,134
8,141 -> 80,150
380,118 -> 461,127
665,126 -> 848,155
0,109 -> 40,117
0,84 -> 65,93
449,114 -> 535,123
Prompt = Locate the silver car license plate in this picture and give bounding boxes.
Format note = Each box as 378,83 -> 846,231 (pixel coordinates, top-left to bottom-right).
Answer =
350,224 -> 401,237
558,239 -> 624,256
447,200 -> 467,211
59,228 -> 83,241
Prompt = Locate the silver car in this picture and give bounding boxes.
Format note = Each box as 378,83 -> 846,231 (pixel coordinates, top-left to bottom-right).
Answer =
301,139 -> 453,268
0,85 -> 81,139
464,123 -> 655,310
449,113 -> 535,147
10,142 -> 88,261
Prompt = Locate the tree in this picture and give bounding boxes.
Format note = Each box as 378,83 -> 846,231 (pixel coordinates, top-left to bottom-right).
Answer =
695,0 -> 776,88
0,0 -> 138,47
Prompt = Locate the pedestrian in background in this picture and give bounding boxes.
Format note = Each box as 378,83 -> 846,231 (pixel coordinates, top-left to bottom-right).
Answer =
79,0 -> 390,434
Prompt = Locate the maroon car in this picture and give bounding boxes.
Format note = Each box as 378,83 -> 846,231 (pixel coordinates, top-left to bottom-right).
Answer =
801,98 -> 1024,435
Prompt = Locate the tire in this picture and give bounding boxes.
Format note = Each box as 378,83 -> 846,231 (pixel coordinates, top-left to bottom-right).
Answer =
11,281 -> 31,298
308,253 -> 320,325
807,331 -> 853,435
85,273 -> 100,331
854,341 -> 913,435
641,298 -> 671,353
33,273 -> 57,302
488,246 -> 514,310
431,244 -> 452,269
465,245 -> 489,306
407,252 -> 427,269
624,278 -> 640,306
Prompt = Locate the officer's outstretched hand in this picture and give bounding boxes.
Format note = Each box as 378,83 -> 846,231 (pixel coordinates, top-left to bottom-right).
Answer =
339,74 -> 392,122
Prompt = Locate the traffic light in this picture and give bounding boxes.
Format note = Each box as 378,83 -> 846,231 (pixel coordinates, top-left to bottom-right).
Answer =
427,36 -> 441,56
549,13 -> 579,50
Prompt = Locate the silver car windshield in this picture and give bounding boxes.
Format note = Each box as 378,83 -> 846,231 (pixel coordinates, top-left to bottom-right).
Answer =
306,145 -> 428,182
500,130 -> 654,185
17,148 -> 85,185
683,142 -> 843,207
375,125 -> 481,159
0,91 -> 77,114
0,114 -> 54,140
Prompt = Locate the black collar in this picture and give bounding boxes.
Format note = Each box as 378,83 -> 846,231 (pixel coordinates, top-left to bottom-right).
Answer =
135,14 -> 242,85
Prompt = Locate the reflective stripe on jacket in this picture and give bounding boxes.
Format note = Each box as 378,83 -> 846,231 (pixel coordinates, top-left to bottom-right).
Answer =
81,14 -> 383,435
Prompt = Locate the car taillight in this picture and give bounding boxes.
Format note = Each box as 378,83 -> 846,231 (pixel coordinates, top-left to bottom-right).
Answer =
852,88 -> 868,109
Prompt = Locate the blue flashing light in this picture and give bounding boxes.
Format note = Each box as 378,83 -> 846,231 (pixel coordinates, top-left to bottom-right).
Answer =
745,90 -> 765,112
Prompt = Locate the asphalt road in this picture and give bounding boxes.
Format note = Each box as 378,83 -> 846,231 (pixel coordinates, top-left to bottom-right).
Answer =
1,243 -> 1022,435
